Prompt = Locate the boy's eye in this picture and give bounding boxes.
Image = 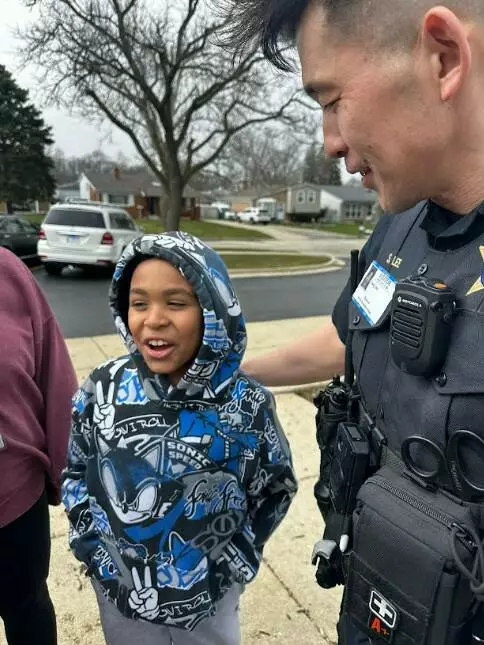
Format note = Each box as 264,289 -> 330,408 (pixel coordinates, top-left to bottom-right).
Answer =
130,300 -> 147,309
168,301 -> 187,308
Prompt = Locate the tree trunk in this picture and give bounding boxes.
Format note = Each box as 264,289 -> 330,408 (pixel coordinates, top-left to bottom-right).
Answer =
6,200 -> 13,214
165,176 -> 183,231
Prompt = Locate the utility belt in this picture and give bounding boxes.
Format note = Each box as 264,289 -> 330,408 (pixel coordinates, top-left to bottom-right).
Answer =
313,394 -> 484,644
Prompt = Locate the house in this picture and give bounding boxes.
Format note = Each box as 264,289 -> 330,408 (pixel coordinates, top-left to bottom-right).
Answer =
55,181 -> 81,203
79,168 -> 205,219
286,183 -> 377,222
319,185 -> 378,222
223,185 -> 287,214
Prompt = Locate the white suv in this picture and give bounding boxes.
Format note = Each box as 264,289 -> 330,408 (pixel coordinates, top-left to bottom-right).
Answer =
237,207 -> 271,225
38,202 -> 141,276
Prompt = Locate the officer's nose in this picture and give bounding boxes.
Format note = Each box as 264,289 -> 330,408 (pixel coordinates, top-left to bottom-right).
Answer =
323,113 -> 348,160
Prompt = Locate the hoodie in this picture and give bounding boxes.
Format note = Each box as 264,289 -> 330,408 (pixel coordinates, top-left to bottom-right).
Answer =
0,248 -> 77,527
62,232 -> 297,631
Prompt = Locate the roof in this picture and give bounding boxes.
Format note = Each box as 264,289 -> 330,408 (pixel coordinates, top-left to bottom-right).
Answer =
320,184 -> 377,203
84,170 -> 163,197
57,181 -> 80,191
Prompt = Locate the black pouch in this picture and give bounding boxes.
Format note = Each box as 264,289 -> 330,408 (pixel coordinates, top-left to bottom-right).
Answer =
342,465 -> 477,645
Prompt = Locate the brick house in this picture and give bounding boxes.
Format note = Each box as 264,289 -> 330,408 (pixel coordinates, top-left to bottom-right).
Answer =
79,169 -> 203,219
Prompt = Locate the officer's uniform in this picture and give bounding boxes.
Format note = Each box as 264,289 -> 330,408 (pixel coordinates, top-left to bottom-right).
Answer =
331,200 -> 484,644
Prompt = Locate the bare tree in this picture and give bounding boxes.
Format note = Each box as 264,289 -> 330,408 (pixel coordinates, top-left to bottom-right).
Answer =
19,0 -> 308,229
215,124 -> 307,189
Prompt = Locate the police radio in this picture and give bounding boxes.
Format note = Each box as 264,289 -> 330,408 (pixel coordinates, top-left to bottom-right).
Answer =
390,275 -> 456,377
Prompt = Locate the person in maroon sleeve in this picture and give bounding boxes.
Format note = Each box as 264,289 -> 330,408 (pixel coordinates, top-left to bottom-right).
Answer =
0,248 -> 77,645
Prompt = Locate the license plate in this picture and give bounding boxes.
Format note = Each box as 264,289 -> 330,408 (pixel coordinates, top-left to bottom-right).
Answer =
67,235 -> 80,243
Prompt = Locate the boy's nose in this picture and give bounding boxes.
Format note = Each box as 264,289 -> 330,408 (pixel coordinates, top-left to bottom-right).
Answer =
144,308 -> 170,328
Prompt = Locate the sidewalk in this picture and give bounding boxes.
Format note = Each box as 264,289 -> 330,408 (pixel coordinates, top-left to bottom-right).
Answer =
9,317 -> 342,645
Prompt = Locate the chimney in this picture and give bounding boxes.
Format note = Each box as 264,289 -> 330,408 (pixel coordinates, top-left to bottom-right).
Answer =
112,167 -> 120,180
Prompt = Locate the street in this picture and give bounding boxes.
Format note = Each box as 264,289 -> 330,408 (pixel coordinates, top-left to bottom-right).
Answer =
34,266 -> 349,338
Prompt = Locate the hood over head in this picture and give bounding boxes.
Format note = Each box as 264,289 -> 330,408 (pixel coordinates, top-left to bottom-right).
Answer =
109,232 -> 246,403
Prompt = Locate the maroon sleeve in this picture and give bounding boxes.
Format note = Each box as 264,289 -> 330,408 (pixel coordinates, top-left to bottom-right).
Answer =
36,313 -> 78,504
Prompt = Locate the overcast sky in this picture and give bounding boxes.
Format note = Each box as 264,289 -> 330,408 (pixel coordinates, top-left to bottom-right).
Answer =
0,0 -> 350,180
0,0 -> 147,159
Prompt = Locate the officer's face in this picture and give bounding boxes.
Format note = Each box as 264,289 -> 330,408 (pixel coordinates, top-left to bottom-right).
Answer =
297,2 -> 458,213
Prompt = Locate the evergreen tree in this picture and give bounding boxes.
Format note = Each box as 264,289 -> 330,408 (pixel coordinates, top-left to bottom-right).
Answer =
0,65 -> 55,213
303,143 -> 341,185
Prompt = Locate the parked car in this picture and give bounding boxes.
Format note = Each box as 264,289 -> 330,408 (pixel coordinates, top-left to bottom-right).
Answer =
0,215 -> 40,263
237,207 -> 271,225
38,202 -> 141,276
224,209 -> 237,221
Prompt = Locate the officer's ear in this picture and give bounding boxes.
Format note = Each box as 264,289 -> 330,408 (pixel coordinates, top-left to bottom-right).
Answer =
419,6 -> 471,102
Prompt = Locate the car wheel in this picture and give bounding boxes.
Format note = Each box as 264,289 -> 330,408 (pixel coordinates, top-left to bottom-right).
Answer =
44,262 -> 65,276
250,218 -> 255,224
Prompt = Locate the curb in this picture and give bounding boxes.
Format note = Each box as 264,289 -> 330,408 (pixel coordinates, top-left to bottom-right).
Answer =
229,256 -> 345,280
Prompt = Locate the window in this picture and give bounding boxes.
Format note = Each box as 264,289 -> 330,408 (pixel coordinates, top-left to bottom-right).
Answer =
344,203 -> 365,220
4,220 -> 22,234
19,220 -> 38,234
296,190 -> 306,204
45,208 -> 105,228
307,190 -> 316,205
108,194 -> 129,205
109,212 -> 136,230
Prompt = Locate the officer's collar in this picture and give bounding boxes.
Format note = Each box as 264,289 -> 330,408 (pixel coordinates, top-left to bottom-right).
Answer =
420,200 -> 484,249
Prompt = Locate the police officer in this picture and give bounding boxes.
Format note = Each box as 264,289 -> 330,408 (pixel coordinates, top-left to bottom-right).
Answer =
221,0 -> 484,643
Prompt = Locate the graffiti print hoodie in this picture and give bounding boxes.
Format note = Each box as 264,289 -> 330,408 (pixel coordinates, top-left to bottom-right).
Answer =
62,232 -> 297,630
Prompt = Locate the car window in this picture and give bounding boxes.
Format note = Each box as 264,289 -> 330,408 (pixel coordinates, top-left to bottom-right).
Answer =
44,208 -> 105,228
18,220 -> 37,233
3,219 -> 22,234
109,212 -> 136,230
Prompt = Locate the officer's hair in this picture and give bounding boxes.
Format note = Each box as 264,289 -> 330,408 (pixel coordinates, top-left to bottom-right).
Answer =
223,0 -> 484,71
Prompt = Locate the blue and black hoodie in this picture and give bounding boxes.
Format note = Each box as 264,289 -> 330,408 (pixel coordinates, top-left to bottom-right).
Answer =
62,232 -> 297,630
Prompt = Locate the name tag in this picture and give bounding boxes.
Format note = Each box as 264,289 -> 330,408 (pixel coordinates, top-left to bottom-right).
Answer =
352,261 -> 396,326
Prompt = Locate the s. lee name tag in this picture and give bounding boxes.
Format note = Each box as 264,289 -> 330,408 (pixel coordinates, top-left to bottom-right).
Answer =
352,261 -> 397,326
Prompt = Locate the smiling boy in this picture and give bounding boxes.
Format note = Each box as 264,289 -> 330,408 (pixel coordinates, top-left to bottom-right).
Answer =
61,232 -> 297,645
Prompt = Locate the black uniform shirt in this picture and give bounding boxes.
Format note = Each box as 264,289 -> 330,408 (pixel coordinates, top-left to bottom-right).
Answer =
332,200 -> 484,343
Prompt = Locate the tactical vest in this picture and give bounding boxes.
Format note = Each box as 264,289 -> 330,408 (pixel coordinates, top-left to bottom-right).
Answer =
349,201 -> 484,486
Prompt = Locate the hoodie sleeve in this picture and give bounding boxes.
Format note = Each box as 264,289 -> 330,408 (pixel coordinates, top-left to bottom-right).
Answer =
61,376 -> 102,566
247,391 -> 298,551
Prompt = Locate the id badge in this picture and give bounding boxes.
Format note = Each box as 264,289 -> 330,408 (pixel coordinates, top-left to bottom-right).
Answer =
352,261 -> 397,327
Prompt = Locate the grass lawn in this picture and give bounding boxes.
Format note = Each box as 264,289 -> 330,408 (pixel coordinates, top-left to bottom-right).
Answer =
21,213 -> 272,242
220,253 -> 330,270
140,219 -> 272,241
283,220 -> 374,236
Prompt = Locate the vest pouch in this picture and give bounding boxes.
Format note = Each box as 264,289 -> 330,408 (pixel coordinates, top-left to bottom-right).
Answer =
342,466 -> 476,645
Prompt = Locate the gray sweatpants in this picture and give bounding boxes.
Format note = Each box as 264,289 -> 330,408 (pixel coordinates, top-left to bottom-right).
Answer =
92,581 -> 242,645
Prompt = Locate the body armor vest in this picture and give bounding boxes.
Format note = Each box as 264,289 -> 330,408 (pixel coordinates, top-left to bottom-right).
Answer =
349,201 -> 484,487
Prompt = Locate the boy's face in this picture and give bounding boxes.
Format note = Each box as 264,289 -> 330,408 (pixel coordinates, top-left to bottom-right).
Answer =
128,258 -> 203,383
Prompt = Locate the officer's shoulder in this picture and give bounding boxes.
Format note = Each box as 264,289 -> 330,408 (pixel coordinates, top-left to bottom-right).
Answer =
367,202 -> 426,254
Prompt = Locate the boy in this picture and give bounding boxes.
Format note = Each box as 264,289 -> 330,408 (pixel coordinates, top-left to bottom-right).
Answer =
62,232 -> 297,645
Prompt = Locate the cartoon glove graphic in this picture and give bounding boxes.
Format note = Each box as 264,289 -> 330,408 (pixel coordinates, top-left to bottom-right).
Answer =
93,381 -> 116,440
128,566 -> 160,621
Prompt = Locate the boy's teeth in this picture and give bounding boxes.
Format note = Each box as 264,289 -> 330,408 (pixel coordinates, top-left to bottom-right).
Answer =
149,340 -> 167,347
